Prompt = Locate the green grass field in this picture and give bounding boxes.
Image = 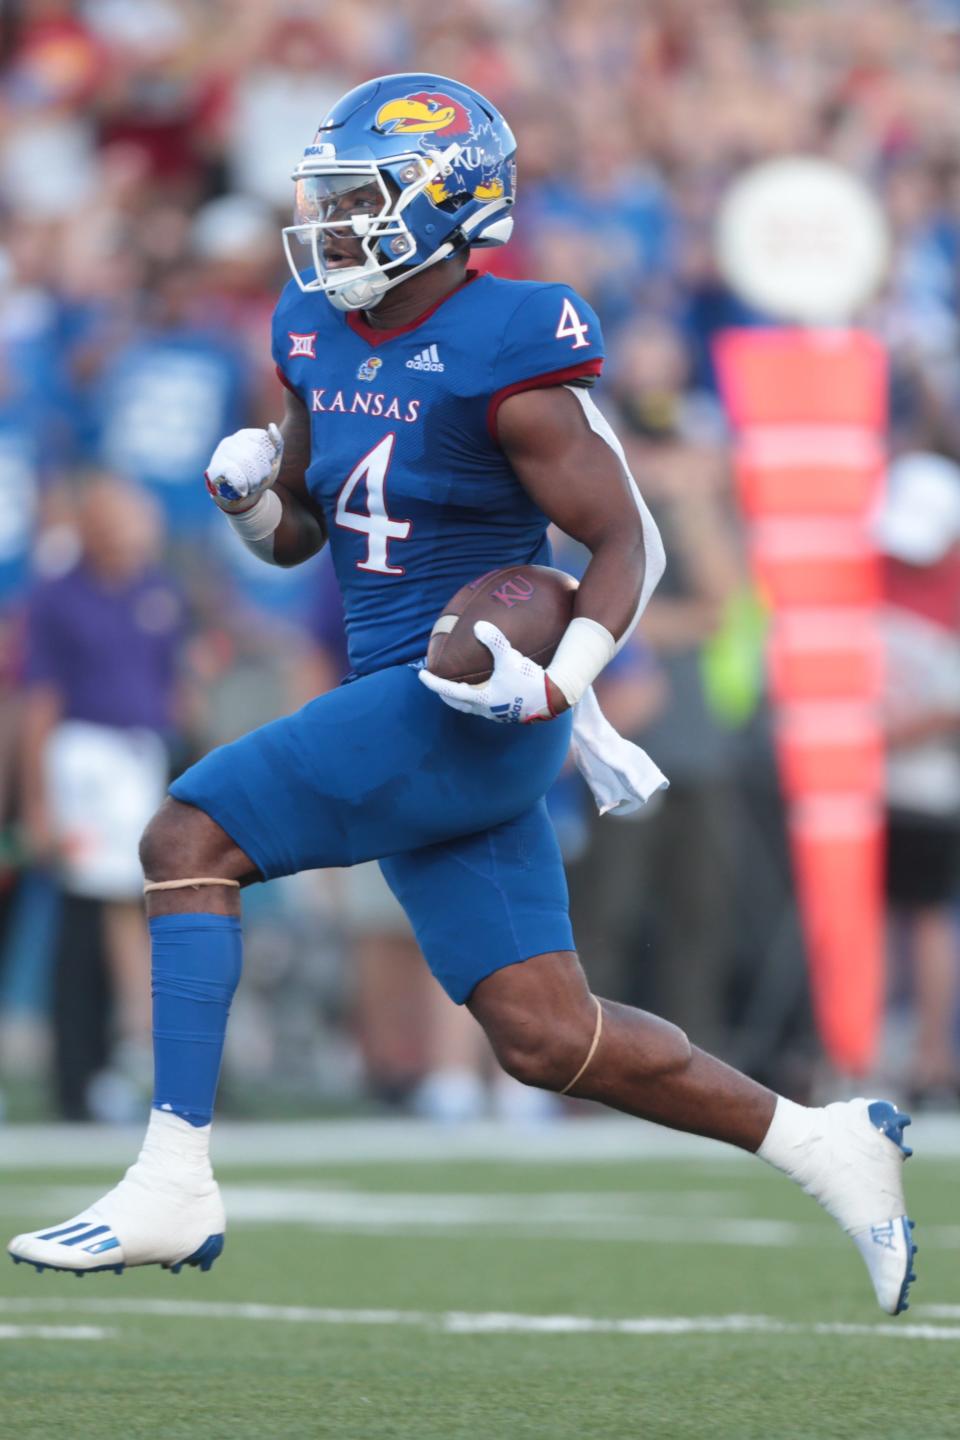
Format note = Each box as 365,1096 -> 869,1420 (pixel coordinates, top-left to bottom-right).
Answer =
1,1123 -> 958,1440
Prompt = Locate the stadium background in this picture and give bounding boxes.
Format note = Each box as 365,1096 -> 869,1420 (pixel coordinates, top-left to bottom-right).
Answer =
3,0 -> 960,1121
3,4 -> 960,1437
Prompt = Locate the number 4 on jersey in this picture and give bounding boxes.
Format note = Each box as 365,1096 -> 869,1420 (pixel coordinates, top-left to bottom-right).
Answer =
555,296 -> 590,350
335,433 -> 411,575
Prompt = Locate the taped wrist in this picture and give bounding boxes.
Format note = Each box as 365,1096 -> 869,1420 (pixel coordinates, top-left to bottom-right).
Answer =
546,616 -> 616,709
225,488 -> 282,562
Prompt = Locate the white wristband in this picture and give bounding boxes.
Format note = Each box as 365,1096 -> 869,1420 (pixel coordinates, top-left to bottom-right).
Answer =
546,616 -> 616,709
225,488 -> 283,561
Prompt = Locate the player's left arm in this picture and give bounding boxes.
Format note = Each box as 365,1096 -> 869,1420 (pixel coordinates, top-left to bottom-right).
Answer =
498,383 -> 665,714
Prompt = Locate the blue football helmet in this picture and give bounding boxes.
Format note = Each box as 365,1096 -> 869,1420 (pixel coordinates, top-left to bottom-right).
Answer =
282,73 -> 517,312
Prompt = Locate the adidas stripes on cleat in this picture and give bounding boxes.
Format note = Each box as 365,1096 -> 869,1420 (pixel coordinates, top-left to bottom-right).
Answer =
8,1115 -> 225,1277
8,1180 -> 225,1276
9,1226 -> 224,1277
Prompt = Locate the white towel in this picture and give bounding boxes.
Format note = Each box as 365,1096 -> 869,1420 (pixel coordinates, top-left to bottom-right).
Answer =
570,686 -> 669,816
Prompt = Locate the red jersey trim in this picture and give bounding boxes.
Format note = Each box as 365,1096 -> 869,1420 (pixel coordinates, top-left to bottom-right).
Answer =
275,363 -> 300,396
486,358 -> 604,442
345,271 -> 482,347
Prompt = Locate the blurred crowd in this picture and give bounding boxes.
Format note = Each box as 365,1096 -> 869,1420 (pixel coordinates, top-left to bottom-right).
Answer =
3,0 -> 960,1122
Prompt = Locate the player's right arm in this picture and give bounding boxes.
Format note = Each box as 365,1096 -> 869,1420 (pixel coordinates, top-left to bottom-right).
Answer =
205,387 -> 326,568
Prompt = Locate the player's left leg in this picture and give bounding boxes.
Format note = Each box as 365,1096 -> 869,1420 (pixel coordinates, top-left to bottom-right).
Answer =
384,802 -> 915,1318
468,951 -> 916,1316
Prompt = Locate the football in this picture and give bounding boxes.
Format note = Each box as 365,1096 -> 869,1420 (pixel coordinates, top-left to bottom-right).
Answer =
427,564 -> 578,684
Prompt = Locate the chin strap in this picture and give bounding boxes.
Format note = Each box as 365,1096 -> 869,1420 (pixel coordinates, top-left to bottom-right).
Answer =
144,878 -> 241,894
559,996 -> 604,1095
327,238 -> 459,312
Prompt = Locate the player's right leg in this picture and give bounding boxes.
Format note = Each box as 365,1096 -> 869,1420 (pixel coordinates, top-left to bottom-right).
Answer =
380,800 -> 916,1318
468,952 -> 916,1316
9,801 -> 253,1275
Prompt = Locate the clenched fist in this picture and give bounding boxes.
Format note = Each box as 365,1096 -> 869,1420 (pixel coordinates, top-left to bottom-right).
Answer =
205,423 -> 284,513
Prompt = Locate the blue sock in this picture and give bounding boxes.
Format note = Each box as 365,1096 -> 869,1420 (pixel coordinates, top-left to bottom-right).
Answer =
150,913 -> 242,1127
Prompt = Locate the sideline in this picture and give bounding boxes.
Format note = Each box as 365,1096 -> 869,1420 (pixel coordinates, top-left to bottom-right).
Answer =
0,1296 -> 957,1342
0,1323 -> 112,1341
4,1113 -> 960,1168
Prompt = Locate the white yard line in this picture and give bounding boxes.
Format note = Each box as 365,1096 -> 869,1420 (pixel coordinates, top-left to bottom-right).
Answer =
0,1324 -> 111,1341
1,1117 -> 745,1167
9,1183 -> 960,1249
0,1184 -> 813,1246
4,1112 -> 958,1168
0,1186 -> 753,1225
0,1297 -> 955,1343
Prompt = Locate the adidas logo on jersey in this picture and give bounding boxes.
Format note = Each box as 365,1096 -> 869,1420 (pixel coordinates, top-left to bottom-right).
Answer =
406,344 -> 444,373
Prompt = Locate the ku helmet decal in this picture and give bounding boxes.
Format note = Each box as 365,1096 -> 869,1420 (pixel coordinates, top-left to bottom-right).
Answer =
374,91 -> 473,137
282,73 -> 516,312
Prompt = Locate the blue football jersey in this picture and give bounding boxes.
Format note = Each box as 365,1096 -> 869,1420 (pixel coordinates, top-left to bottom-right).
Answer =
271,271 -> 604,674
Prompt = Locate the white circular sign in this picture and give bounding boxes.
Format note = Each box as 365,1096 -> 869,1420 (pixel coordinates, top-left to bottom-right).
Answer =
715,157 -> 889,324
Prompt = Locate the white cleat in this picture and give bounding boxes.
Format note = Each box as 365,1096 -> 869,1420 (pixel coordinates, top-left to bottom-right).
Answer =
8,1170 -> 224,1276
787,1098 -> 917,1315
8,1112 -> 225,1277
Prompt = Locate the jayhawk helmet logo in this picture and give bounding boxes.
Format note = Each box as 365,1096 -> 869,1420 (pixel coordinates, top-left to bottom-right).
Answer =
374,89 -> 508,209
375,91 -> 473,137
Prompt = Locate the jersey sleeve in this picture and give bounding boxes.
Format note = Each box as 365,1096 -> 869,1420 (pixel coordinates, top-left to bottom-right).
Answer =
488,284 -> 605,440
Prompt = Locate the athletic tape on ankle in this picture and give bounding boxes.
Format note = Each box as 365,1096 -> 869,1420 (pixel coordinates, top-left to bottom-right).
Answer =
559,996 -> 604,1095
143,877 -> 241,893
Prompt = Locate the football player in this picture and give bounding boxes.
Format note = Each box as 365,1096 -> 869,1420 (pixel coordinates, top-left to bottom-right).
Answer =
10,75 -> 916,1314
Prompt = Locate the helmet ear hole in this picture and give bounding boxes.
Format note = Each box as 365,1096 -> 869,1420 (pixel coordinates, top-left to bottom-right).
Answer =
470,216 -> 514,248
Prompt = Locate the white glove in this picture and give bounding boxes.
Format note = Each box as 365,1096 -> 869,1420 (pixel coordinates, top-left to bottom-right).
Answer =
419,621 -> 559,724
205,423 -> 284,513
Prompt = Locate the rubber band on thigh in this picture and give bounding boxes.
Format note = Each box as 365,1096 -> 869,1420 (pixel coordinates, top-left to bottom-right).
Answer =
143,877 -> 241,894
559,995 -> 604,1095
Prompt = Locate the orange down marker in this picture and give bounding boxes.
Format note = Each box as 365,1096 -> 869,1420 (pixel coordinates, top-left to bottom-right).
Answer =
715,330 -> 886,1077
